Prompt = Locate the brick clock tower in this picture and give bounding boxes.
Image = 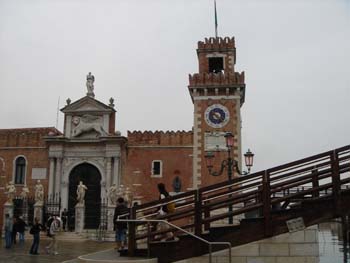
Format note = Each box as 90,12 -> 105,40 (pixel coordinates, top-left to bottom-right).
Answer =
188,37 -> 246,188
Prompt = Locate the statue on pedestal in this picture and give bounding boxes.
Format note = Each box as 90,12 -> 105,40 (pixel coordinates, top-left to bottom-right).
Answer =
124,187 -> 132,205
20,186 -> 30,199
107,183 -> 118,206
86,72 -> 95,97
34,180 -> 44,204
76,181 -> 88,206
5,181 -> 16,204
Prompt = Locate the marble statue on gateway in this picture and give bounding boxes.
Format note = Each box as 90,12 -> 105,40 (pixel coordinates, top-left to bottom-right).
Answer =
86,72 -> 95,97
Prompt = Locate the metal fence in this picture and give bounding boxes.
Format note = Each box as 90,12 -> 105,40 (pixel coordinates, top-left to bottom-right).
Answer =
96,198 -> 108,241
43,193 -> 61,224
12,196 -> 35,225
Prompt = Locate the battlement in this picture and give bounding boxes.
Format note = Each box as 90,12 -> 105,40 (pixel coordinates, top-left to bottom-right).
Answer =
198,37 -> 235,51
127,130 -> 193,146
188,71 -> 245,86
0,127 -> 62,147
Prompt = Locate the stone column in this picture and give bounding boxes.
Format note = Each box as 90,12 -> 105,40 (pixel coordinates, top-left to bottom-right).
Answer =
61,180 -> 69,211
75,204 -> 85,233
113,157 -> 120,186
107,205 -> 115,231
48,158 -> 55,197
34,202 -> 44,224
106,157 -> 112,191
55,158 -> 62,196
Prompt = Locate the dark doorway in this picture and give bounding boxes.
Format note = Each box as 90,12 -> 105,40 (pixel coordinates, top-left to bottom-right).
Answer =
68,163 -> 101,229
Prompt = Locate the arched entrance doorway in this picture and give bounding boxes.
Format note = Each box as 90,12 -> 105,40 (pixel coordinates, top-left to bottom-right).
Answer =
68,163 -> 101,229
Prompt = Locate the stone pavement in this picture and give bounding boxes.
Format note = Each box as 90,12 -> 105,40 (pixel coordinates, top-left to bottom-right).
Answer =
0,235 -> 115,263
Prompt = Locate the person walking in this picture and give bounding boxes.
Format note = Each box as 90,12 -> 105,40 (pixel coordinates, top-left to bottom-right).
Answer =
17,216 -> 27,243
113,197 -> 128,251
61,208 -> 68,231
156,183 -> 174,241
29,217 -> 44,255
45,216 -> 61,255
12,216 -> 18,245
158,183 -> 170,215
4,214 -> 13,249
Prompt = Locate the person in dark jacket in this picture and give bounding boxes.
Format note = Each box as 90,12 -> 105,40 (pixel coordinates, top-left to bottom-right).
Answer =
155,183 -> 174,241
4,214 -> 13,249
17,216 -> 27,243
12,216 -> 19,244
29,217 -> 44,255
113,197 -> 128,251
157,183 -> 170,214
61,208 -> 68,231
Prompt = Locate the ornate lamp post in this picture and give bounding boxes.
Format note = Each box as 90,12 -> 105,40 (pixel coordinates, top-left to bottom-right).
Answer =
205,132 -> 254,224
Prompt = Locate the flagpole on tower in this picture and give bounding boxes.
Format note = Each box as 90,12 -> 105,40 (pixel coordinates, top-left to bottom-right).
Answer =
214,0 -> 218,38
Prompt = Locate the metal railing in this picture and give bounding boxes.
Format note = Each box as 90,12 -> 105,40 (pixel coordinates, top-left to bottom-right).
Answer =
117,218 -> 232,263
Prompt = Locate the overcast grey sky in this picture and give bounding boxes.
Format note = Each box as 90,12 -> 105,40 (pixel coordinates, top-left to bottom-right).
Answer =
0,0 -> 349,172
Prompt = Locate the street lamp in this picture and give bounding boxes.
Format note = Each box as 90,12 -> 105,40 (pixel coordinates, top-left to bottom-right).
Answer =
204,132 -> 254,224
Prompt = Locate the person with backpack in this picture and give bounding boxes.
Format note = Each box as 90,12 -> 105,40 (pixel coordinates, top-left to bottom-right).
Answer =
45,214 -> 54,236
156,183 -> 175,241
158,183 -> 169,215
29,217 -> 44,255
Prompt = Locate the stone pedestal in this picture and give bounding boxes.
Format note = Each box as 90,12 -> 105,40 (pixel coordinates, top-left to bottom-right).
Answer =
34,202 -> 44,224
75,204 -> 85,233
107,205 -> 115,231
2,202 -> 14,235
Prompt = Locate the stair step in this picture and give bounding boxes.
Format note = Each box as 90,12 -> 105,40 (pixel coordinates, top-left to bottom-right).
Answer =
119,248 -> 148,257
149,237 -> 180,244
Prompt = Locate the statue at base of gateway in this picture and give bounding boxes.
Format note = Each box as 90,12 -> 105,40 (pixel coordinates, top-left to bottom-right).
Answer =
107,183 -> 118,206
76,181 -> 88,206
34,180 -> 44,205
5,181 -> 16,204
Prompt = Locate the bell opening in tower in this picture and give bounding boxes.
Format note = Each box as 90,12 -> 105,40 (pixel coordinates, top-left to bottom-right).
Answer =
209,57 -> 224,73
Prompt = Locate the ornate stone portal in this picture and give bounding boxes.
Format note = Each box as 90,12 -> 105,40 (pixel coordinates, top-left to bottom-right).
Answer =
45,79 -> 126,230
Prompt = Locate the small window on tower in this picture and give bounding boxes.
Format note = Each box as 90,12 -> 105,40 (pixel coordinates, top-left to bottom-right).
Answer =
209,57 -> 224,73
151,160 -> 162,178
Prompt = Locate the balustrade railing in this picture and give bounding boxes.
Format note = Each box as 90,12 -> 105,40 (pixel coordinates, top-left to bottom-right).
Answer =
126,145 -> 350,256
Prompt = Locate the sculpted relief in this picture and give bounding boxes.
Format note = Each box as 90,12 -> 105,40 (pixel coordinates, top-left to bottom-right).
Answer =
71,114 -> 108,138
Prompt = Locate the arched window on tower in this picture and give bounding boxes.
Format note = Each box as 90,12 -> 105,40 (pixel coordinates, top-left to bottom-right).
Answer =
14,156 -> 26,185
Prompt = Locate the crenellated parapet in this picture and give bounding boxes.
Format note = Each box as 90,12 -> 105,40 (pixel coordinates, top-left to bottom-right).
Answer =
189,71 -> 244,86
0,127 -> 62,147
127,130 -> 193,146
197,37 -> 235,51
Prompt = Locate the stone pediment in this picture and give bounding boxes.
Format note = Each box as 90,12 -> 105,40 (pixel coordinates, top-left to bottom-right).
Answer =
61,96 -> 115,114
61,96 -> 116,138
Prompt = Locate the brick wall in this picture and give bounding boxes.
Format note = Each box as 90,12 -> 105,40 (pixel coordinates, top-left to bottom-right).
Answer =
0,127 -> 59,227
124,131 -> 193,202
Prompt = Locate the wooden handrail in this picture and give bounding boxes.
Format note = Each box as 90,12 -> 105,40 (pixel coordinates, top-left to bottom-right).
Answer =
126,144 -> 350,257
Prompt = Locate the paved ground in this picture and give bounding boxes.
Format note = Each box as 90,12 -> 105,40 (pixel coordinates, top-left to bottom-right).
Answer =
0,235 -> 116,263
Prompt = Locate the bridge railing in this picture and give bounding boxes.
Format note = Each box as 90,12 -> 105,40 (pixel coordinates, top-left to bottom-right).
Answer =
127,145 -> 350,255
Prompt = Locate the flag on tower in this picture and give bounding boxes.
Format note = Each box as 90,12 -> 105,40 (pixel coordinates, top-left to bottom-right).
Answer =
214,0 -> 218,38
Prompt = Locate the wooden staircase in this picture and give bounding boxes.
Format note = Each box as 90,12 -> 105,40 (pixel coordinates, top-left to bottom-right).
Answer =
123,145 -> 350,263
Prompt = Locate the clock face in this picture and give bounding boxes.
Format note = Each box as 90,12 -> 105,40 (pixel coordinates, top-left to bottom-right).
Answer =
204,104 -> 230,128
